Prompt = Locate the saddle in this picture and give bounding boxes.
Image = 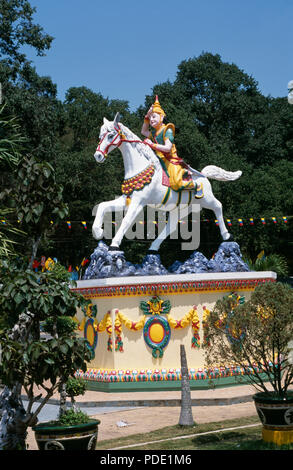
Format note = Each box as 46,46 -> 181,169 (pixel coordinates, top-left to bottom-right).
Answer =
162,168 -> 171,188
161,167 -> 203,198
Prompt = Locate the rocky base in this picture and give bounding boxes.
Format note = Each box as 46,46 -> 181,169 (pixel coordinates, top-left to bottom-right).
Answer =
83,241 -> 249,280
170,241 -> 249,274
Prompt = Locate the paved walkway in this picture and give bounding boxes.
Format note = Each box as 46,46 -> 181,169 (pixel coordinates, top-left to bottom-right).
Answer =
26,384 -> 259,450
62,383 -> 256,407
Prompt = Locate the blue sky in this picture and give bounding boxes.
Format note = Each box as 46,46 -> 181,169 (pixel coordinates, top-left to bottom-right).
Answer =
27,0 -> 292,111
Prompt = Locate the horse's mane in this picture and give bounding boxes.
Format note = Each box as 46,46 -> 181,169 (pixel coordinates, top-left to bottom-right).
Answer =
118,123 -> 161,172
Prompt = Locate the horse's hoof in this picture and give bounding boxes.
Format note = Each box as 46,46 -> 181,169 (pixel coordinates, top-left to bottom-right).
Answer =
109,245 -> 121,252
92,227 -> 104,240
147,249 -> 159,255
223,234 -> 234,242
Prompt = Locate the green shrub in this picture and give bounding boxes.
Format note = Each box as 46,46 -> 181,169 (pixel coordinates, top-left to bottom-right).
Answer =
65,377 -> 86,398
58,409 -> 90,426
42,316 -> 77,336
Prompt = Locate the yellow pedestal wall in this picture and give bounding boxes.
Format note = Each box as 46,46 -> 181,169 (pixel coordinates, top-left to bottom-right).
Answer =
72,271 -> 276,388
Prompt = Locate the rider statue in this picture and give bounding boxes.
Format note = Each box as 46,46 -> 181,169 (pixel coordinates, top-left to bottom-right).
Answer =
141,96 -> 202,197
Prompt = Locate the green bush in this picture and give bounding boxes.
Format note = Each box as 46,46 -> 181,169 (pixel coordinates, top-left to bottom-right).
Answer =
42,316 -> 77,336
65,377 -> 86,398
58,408 -> 90,426
204,281 -> 293,396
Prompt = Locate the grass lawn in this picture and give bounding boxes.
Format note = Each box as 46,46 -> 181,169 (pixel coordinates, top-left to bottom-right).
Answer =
96,415 -> 293,451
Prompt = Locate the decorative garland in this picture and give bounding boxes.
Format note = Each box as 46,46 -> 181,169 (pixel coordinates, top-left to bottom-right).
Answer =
121,164 -> 155,196
202,306 -> 211,347
113,300 -> 200,355
76,294 -> 244,357
166,306 -> 200,349
95,311 -> 113,352
114,309 -> 145,352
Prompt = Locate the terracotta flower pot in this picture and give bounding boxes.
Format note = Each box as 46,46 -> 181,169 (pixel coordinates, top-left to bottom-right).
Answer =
33,419 -> 100,450
253,392 -> 293,446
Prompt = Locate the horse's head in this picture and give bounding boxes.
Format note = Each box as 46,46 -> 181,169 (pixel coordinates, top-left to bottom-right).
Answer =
94,113 -> 124,163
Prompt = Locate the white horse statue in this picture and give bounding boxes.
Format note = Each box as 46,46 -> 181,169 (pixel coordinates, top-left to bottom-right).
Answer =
93,113 -> 242,252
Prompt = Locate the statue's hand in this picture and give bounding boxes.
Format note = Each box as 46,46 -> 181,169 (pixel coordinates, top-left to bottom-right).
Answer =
146,105 -> 153,118
144,138 -> 153,146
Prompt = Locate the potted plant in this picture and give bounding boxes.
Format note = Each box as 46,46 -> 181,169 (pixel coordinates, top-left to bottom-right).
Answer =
33,377 -> 100,451
204,281 -> 293,446
0,262 -> 99,450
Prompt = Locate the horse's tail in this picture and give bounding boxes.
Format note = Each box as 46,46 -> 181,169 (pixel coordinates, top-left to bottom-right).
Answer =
201,165 -> 242,181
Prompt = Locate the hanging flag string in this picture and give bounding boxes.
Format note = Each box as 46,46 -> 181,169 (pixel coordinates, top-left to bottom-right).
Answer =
2,215 -> 291,228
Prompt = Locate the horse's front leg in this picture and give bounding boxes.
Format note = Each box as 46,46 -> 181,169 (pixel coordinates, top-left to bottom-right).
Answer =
110,199 -> 144,249
92,196 -> 126,240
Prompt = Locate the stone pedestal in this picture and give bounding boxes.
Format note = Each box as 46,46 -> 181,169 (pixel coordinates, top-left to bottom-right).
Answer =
72,270 -> 276,392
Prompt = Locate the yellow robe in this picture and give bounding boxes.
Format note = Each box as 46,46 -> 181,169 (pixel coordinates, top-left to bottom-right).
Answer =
150,124 -> 194,192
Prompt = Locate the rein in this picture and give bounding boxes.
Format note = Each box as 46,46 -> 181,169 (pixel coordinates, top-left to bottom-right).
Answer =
96,125 -> 145,158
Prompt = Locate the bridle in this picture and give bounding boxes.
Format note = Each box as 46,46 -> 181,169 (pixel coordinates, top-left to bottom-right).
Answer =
96,126 -> 149,158
96,125 -> 143,158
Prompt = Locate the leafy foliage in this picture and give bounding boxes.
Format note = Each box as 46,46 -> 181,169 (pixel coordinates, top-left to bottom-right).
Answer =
11,156 -> 68,226
0,104 -> 25,168
1,155 -> 69,264
0,263 -> 85,328
204,282 -> 293,396
245,254 -> 289,277
58,408 -> 90,426
0,263 -> 92,424
0,105 -> 26,259
0,0 -> 53,65
65,377 -> 86,398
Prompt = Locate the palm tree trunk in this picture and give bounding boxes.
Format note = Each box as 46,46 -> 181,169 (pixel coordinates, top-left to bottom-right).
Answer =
178,344 -> 195,426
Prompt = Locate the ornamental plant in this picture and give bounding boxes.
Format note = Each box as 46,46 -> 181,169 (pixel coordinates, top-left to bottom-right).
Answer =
0,262 -> 92,450
204,282 -> 293,397
53,376 -> 89,427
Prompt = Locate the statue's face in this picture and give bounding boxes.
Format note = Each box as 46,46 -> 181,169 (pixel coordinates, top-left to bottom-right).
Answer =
149,112 -> 163,129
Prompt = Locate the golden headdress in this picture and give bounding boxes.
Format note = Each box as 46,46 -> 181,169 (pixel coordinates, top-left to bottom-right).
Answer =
152,95 -> 166,117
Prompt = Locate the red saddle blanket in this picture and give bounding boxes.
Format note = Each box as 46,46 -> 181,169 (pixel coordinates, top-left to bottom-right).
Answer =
162,168 -> 171,187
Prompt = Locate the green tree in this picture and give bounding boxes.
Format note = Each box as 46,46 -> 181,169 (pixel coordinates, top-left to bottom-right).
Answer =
174,52 -> 266,154
0,0 -> 53,66
0,263 -> 91,450
64,86 -> 130,151
138,53 -> 293,267
2,64 -> 66,165
0,105 -> 25,259
1,155 -> 69,266
0,0 -> 66,166
204,283 -> 293,397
